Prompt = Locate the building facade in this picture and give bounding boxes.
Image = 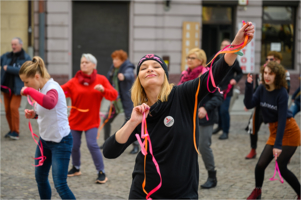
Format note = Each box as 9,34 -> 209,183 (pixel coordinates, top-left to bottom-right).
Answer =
8,0 -> 301,93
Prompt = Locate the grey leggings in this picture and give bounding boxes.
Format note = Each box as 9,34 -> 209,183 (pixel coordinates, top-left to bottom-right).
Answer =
71,128 -> 105,172
199,125 -> 215,172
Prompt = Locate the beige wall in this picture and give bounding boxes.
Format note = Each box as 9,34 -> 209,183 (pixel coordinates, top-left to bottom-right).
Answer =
0,1 -> 28,55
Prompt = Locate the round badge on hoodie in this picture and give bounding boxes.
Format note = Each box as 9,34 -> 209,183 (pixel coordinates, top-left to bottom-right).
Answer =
164,116 -> 174,127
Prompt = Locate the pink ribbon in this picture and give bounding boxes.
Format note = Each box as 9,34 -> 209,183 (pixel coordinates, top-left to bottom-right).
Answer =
28,119 -> 46,167
135,112 -> 162,200
1,85 -> 11,96
26,96 -> 46,167
269,160 -> 284,183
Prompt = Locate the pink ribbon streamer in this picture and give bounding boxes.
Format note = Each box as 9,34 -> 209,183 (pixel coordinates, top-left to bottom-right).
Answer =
269,160 -> 284,183
26,95 -> 46,167
206,43 -> 241,93
135,112 -> 162,200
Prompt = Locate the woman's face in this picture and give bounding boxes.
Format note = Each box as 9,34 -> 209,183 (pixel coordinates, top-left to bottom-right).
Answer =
113,57 -> 124,68
186,53 -> 203,69
20,73 -> 40,90
80,57 -> 95,75
138,60 -> 165,89
263,66 -> 276,86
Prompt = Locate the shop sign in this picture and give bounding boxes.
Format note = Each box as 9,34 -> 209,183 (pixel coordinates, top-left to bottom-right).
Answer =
237,22 -> 256,73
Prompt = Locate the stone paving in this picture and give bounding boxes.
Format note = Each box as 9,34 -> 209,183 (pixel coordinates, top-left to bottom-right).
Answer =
0,97 -> 300,199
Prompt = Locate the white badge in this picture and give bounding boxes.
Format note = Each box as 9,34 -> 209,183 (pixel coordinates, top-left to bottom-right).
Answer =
164,116 -> 174,127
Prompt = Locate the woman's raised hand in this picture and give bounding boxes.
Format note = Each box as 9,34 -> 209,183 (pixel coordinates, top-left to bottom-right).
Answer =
247,73 -> 253,83
232,22 -> 255,46
25,109 -> 36,119
130,103 -> 150,125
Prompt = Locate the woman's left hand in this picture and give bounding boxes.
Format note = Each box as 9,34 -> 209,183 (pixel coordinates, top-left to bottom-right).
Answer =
232,22 -> 255,46
20,86 -> 27,96
273,148 -> 282,160
94,84 -> 105,92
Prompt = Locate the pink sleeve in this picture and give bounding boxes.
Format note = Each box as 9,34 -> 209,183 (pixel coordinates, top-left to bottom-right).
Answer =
23,88 -> 59,109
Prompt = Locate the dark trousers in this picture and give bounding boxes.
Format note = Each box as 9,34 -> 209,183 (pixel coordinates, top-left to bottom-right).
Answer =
246,106 -> 264,149
218,96 -> 231,134
103,107 -> 138,147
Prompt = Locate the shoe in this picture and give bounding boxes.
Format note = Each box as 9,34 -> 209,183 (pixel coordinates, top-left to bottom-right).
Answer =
245,149 -> 256,159
95,171 -> 108,184
67,166 -> 81,177
99,144 -> 104,149
247,188 -> 262,199
9,131 -> 19,140
212,127 -> 222,135
200,170 -> 217,189
130,145 -> 139,154
4,131 -> 11,138
218,132 -> 228,140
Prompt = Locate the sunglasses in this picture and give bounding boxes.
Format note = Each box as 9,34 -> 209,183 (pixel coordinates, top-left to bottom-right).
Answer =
266,58 -> 274,62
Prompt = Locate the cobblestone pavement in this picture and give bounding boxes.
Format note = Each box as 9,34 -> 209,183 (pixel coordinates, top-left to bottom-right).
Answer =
1,108 -> 300,199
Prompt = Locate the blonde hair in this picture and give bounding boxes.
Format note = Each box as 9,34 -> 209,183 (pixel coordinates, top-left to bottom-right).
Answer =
131,74 -> 174,107
19,56 -> 50,79
187,48 -> 207,65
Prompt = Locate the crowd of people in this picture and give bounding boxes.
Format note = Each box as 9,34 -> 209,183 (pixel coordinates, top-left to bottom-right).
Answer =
1,21 -> 300,199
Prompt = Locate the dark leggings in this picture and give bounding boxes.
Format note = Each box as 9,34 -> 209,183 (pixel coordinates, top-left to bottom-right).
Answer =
255,145 -> 300,195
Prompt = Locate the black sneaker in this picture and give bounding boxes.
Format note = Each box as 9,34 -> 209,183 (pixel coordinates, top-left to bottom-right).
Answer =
67,166 -> 81,177
4,131 -> 11,138
9,131 -> 19,140
95,171 -> 108,184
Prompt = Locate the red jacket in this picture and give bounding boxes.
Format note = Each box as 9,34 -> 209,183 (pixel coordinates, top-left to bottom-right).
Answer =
61,74 -> 118,131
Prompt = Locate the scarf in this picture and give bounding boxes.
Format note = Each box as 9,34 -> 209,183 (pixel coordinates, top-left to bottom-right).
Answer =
178,65 -> 207,85
75,69 -> 97,85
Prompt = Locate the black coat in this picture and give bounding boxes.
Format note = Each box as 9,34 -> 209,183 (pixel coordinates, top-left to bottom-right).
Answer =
199,90 -> 223,126
106,60 -> 135,118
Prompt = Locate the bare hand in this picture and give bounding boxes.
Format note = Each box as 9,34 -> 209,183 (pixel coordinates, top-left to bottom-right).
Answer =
20,86 -> 28,96
247,73 -> 253,83
130,103 -> 150,125
244,106 -> 248,111
230,79 -> 237,85
3,65 -> 7,71
198,107 -> 207,119
232,22 -> 255,46
118,73 -> 124,81
273,148 -> 282,160
24,109 -> 36,119
94,84 -> 105,92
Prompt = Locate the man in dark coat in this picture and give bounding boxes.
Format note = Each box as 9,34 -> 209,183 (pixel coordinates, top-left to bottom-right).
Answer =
1,37 -> 31,139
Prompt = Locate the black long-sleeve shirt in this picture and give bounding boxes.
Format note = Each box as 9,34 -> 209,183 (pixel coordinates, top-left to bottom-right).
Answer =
103,56 -> 236,199
244,82 -> 293,149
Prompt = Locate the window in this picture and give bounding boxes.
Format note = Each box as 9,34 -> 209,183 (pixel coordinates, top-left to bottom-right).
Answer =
261,6 -> 296,69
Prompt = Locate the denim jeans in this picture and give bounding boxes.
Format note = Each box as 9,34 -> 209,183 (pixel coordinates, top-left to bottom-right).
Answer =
290,102 -> 300,117
35,133 -> 76,199
218,96 -> 231,133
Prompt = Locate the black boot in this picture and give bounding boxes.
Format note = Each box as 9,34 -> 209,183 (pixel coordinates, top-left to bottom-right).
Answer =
201,170 -> 217,189
218,132 -> 228,140
212,127 -> 221,135
130,145 -> 139,154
